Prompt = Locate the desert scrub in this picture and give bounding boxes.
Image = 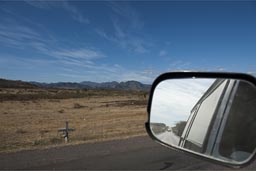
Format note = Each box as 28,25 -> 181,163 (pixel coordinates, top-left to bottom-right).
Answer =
73,103 -> 87,109
58,109 -> 65,113
33,137 -> 62,146
49,137 -> 62,144
16,129 -> 27,134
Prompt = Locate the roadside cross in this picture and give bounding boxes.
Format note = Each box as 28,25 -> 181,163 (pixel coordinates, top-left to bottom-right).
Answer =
58,121 -> 75,142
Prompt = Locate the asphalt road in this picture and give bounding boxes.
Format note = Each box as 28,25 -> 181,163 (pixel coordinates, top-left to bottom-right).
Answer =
0,136 -> 255,170
155,131 -> 180,146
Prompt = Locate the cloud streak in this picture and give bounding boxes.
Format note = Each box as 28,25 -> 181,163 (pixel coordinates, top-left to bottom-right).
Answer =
62,1 -> 90,24
0,20 -> 50,51
151,79 -> 215,126
24,1 -> 89,24
0,3 -> 159,83
0,20 -> 154,83
95,2 -> 150,54
0,17 -> 105,76
108,1 -> 143,30
159,50 -> 168,57
96,20 -> 150,54
52,48 -> 104,60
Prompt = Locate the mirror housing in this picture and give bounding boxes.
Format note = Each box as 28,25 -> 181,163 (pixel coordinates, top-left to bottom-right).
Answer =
146,72 -> 256,168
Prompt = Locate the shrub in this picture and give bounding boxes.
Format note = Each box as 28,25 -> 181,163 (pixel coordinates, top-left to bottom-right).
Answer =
16,129 -> 27,134
73,103 -> 86,109
58,109 -> 64,113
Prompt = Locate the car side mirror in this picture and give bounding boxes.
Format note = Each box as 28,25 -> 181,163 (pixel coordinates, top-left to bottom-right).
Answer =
145,72 -> 256,168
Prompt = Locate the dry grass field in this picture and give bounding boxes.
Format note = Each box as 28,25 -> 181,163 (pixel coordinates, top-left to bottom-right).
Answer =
0,88 -> 148,153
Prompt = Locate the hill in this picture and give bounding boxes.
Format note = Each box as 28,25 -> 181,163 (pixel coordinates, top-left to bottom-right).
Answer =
0,78 -> 37,89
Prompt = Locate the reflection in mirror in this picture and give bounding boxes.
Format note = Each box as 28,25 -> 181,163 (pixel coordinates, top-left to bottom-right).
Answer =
149,78 -> 256,164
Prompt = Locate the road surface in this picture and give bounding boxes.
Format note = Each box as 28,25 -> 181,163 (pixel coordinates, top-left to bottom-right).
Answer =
155,131 -> 180,146
0,136 -> 254,170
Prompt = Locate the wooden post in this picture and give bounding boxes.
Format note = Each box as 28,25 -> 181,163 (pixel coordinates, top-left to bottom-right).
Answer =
64,121 -> 69,143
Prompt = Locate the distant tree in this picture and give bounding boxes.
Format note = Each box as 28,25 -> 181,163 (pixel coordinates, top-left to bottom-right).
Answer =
172,121 -> 187,136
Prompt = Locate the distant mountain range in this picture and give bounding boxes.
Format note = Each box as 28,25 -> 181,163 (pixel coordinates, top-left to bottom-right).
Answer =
32,80 -> 151,91
0,78 -> 151,91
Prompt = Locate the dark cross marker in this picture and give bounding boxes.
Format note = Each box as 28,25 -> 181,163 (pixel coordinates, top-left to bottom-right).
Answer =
58,121 -> 75,142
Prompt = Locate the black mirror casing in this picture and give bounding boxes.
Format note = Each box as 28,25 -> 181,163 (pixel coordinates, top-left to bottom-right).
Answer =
145,71 -> 256,168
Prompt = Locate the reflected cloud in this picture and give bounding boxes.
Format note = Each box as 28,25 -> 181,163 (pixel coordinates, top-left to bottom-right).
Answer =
150,78 -> 215,126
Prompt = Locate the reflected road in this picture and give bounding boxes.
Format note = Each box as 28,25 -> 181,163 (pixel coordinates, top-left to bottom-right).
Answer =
155,131 -> 180,146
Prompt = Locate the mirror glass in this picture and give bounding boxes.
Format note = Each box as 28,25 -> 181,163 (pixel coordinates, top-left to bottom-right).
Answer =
150,78 -> 256,164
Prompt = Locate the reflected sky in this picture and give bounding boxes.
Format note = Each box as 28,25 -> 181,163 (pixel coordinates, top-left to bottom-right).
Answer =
150,78 -> 215,126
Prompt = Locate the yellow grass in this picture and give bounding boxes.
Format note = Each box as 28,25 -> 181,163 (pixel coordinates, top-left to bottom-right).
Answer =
0,88 -> 148,153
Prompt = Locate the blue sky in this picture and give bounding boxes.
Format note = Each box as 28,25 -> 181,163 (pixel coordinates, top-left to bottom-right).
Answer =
0,1 -> 256,83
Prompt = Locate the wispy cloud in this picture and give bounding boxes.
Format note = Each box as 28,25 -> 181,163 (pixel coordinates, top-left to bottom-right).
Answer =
169,60 -> 191,70
141,69 -> 161,77
96,19 -> 149,53
24,0 -> 54,9
62,1 -> 90,24
95,2 -> 150,54
0,17 -> 180,83
0,17 -> 106,79
52,48 -> 104,60
0,20 -> 50,50
0,54 -> 57,71
159,50 -> 168,57
108,1 -> 143,29
151,79 -> 215,125
57,73 -> 88,79
54,61 -> 157,83
0,3 -> 157,83
24,1 -> 89,24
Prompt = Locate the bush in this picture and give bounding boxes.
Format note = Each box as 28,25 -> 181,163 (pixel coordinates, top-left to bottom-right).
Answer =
16,129 -> 27,134
73,103 -> 86,109
58,109 -> 64,113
